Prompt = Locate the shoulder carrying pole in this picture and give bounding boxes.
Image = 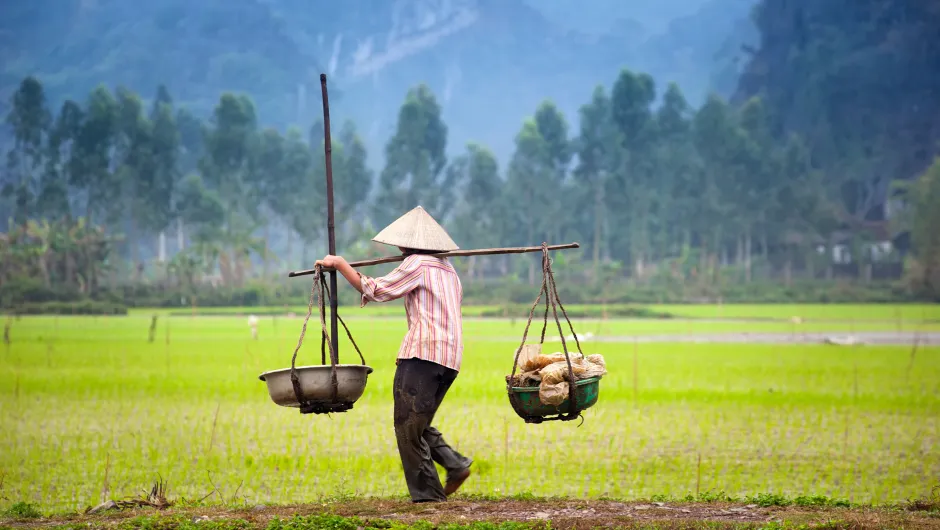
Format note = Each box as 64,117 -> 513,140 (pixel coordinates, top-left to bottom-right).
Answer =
320,74 -> 339,365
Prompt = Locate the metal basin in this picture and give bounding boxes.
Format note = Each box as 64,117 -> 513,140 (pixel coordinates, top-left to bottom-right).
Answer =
259,365 -> 373,408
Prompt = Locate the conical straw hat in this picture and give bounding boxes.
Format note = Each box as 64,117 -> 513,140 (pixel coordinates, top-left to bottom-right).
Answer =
372,206 -> 459,251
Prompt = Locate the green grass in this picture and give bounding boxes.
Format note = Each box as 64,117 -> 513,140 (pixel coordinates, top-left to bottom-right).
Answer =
648,304 -> 940,322
1,502 -> 42,519
129,303 -> 940,323
91,513 -> 550,530
1,309 -> 939,513
113,310 -> 940,337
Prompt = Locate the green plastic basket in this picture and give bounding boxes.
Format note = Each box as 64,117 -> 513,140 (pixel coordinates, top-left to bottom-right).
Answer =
507,376 -> 601,422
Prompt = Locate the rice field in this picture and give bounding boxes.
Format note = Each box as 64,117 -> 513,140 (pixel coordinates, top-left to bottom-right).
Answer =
1,306 -> 939,514
157,302 -> 940,322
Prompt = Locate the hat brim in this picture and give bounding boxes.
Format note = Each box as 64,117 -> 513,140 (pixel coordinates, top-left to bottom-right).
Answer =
372,206 -> 459,252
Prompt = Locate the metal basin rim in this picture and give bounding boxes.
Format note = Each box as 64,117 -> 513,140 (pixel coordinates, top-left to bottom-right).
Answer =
259,364 -> 375,382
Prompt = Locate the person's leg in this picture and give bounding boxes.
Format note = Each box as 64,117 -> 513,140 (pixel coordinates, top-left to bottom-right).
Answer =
425,426 -> 472,473
421,367 -> 473,492
393,358 -> 448,502
424,426 -> 472,493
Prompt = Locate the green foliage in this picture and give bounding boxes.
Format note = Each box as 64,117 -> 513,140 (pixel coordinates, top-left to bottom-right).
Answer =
745,493 -> 852,508
117,515 -> 251,530
0,217 -> 119,298
265,515 -> 541,530
898,158 -> 940,299
737,0 -> 940,228
2,501 -> 42,519
503,114 -> 561,288
375,85 -> 451,228
907,485 -> 940,512
11,301 -> 128,315
447,143 -> 505,272
3,76 -> 52,224
0,277 -> 79,307
2,18 -> 933,304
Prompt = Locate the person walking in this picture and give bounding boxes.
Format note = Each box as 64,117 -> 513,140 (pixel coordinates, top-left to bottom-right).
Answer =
316,206 -> 473,503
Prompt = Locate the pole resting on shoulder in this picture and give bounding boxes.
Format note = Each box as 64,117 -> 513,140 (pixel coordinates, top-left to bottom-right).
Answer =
287,242 -> 581,278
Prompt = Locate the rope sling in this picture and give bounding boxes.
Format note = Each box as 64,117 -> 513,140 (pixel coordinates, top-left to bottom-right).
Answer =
507,243 -> 596,424
288,264 -> 367,414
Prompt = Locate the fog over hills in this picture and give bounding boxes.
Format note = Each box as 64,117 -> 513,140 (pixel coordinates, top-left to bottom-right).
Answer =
0,0 -> 758,166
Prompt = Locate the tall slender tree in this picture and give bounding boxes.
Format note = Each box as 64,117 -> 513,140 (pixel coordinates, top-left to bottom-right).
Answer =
533,100 -> 571,245
448,142 -> 503,280
506,118 -> 555,284
148,85 -> 180,264
334,120 -> 373,248
574,85 -> 621,278
610,68 -> 657,276
40,99 -> 83,221
74,85 -> 119,224
3,76 -> 52,226
376,85 -> 450,227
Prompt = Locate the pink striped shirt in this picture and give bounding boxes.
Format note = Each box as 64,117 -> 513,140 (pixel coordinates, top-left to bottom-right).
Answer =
359,254 -> 464,371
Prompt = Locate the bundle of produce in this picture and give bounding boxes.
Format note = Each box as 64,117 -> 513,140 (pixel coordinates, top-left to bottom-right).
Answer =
507,344 -> 607,406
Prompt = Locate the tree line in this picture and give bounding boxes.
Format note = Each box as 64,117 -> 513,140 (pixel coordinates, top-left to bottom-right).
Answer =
2,69 -> 938,307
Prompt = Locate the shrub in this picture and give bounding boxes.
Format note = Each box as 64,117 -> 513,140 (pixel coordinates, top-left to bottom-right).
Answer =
0,277 -> 83,308
11,301 -> 128,316
2,501 -> 42,519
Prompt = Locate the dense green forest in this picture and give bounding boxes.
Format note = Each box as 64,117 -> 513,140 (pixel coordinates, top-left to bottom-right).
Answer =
2,0 -> 939,311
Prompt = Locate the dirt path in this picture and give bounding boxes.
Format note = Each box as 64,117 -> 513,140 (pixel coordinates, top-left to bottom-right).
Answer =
3,499 -> 938,530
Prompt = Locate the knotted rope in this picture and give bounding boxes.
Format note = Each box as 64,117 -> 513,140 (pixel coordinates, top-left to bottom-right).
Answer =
508,243 -> 585,423
289,265 -> 365,413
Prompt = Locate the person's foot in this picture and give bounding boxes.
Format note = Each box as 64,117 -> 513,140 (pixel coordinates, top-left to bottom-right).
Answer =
444,468 -> 471,496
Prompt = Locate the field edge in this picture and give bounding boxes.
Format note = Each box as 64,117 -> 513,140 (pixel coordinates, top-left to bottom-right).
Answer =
3,496 -> 939,530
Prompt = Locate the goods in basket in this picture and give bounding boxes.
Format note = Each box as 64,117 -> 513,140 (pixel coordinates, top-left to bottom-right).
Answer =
509,343 -> 607,406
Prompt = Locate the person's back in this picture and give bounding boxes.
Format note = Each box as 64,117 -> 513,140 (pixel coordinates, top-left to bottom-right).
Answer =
316,206 -> 472,502
364,254 -> 464,371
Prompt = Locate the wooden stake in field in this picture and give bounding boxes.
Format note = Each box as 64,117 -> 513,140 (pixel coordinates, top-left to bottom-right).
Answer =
633,338 -> 639,407
906,330 -> 921,381
695,452 -> 702,497
853,362 -> 859,400
206,401 -> 222,461
503,417 -> 510,495
148,314 -> 158,343
101,453 -> 111,503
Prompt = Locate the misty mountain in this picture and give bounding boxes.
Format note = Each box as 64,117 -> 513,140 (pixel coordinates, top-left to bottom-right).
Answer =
1,0 -> 758,167
523,0 -> 716,35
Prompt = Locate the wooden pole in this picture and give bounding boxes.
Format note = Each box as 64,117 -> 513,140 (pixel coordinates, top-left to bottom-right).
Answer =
288,242 -> 581,277
320,73 -> 339,364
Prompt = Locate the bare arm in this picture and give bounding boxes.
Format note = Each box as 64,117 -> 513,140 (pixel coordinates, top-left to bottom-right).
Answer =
316,255 -> 422,305
315,255 -> 363,293
334,258 -> 363,293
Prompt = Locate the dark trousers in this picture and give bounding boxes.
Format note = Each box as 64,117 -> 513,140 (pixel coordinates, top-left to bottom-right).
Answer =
393,357 -> 473,502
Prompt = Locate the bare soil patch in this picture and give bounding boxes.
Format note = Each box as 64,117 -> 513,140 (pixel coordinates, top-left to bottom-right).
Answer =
3,499 -> 939,530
